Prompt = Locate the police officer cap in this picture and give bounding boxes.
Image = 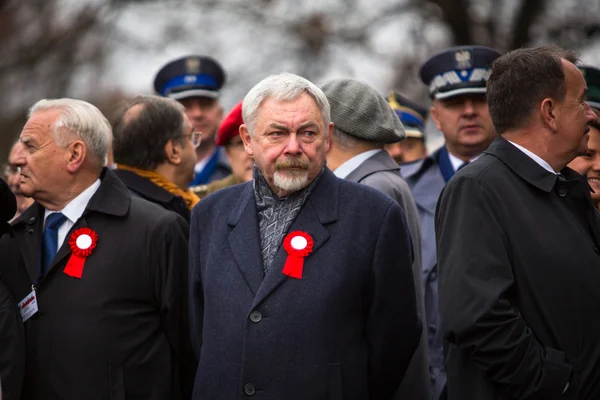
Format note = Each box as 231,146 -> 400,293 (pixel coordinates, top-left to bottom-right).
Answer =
580,65 -> 600,111
154,55 -> 226,100
387,91 -> 427,140
419,45 -> 502,100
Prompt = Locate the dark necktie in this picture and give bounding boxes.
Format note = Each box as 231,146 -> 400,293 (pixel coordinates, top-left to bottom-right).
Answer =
42,212 -> 67,274
457,161 -> 470,171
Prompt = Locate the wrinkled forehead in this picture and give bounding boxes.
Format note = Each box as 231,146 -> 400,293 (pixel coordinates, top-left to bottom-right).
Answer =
258,95 -> 325,126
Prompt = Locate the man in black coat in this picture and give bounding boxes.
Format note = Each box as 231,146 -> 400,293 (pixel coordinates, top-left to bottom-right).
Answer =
112,95 -> 201,221
0,98 -> 195,400
189,73 -> 421,399
436,45 -> 600,399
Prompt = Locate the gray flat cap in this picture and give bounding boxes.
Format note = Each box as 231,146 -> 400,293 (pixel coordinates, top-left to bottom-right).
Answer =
321,78 -> 405,144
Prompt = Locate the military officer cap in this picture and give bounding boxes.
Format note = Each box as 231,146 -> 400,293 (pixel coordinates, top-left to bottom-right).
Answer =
153,55 -> 226,100
580,65 -> 600,111
419,45 -> 502,100
387,91 -> 427,140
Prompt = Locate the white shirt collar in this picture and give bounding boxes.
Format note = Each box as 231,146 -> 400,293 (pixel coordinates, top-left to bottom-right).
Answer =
333,149 -> 382,179
506,140 -> 558,174
44,179 -> 101,225
447,151 -> 482,172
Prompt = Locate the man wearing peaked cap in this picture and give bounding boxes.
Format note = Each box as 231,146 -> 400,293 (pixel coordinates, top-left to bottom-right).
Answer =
386,91 -> 428,163
400,44 -> 502,399
191,101 -> 254,199
323,78 -> 430,400
154,55 -> 231,185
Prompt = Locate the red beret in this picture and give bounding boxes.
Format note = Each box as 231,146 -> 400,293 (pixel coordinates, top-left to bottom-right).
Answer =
216,101 -> 244,146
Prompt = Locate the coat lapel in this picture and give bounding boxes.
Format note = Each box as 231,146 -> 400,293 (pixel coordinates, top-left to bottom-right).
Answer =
227,183 -> 264,295
251,169 -> 339,309
41,168 -> 132,283
345,150 -> 400,183
16,203 -> 44,282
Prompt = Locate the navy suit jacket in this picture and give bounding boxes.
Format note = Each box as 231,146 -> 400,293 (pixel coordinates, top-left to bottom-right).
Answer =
189,168 -> 421,400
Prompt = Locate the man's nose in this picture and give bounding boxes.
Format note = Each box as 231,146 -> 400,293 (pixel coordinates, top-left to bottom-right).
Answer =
284,134 -> 302,155
585,103 -> 597,123
462,99 -> 476,116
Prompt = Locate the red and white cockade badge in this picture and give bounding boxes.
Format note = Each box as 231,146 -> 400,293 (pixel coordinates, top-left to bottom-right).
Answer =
63,228 -> 98,279
282,231 -> 314,279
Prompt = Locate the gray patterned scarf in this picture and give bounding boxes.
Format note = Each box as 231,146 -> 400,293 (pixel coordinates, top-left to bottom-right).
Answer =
253,165 -> 323,273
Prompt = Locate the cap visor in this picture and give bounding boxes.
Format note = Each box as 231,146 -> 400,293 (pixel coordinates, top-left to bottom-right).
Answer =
435,87 -> 486,100
167,89 -> 219,100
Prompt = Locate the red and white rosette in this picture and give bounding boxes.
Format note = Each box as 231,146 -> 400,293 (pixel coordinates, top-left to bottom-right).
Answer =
282,231 -> 314,279
64,228 -> 98,279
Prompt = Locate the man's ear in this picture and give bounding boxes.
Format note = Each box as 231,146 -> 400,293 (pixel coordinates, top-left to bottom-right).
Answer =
540,98 -> 558,132
430,104 -> 442,131
240,124 -> 254,157
65,140 -> 87,173
164,139 -> 182,165
325,122 -> 333,153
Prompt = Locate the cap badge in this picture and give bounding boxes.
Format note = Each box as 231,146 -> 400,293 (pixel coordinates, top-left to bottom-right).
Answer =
185,57 -> 201,74
455,50 -> 472,70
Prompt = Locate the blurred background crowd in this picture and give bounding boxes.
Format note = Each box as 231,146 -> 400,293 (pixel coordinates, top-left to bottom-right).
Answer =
1,0 -> 600,160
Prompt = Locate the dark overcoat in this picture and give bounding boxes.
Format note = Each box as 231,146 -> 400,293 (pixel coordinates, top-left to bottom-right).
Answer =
114,168 -> 191,222
189,168 -> 421,400
345,149 -> 430,400
436,137 -> 600,399
0,168 -> 196,400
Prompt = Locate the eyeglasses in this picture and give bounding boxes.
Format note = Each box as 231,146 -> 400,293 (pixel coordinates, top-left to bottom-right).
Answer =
178,131 -> 202,148
2,163 -> 20,178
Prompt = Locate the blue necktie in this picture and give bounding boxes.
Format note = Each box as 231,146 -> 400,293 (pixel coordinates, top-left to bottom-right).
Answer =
41,212 -> 67,274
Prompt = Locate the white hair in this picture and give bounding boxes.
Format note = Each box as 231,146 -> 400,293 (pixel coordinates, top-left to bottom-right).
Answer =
242,73 -> 331,135
29,98 -> 112,167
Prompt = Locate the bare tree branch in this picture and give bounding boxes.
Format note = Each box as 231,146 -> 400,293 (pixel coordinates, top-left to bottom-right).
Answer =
510,0 -> 547,49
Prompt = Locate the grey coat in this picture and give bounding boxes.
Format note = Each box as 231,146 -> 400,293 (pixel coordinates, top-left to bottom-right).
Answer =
346,149 -> 430,400
189,168 -> 421,400
401,149 -> 447,398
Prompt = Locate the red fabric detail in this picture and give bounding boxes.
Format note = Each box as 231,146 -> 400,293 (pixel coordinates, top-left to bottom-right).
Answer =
216,101 -> 244,146
282,231 -> 314,279
64,228 -> 98,279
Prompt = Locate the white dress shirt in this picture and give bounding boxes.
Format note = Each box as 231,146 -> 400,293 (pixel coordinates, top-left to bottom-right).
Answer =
506,140 -> 558,174
43,179 -> 101,248
333,149 -> 382,179
448,151 -> 482,172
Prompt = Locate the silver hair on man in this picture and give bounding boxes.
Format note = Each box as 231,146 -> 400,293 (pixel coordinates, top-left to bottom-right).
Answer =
241,72 -> 331,135
29,98 -> 112,167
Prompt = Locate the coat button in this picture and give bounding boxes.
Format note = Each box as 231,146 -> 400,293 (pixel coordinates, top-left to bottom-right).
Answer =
249,311 -> 262,323
244,383 -> 256,396
28,217 -> 35,223
557,186 -> 568,197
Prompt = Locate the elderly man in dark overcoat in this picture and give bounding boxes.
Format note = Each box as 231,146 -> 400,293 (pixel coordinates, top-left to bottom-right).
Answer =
436,46 -> 600,399
0,98 -> 195,400
189,72 -> 421,399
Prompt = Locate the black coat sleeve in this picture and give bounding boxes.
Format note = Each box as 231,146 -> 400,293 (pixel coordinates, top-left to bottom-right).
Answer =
153,213 -> 197,400
435,176 -> 572,399
0,276 -> 24,400
367,202 -> 421,400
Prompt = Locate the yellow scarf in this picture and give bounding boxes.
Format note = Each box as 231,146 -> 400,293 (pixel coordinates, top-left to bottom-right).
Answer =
117,164 -> 200,210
